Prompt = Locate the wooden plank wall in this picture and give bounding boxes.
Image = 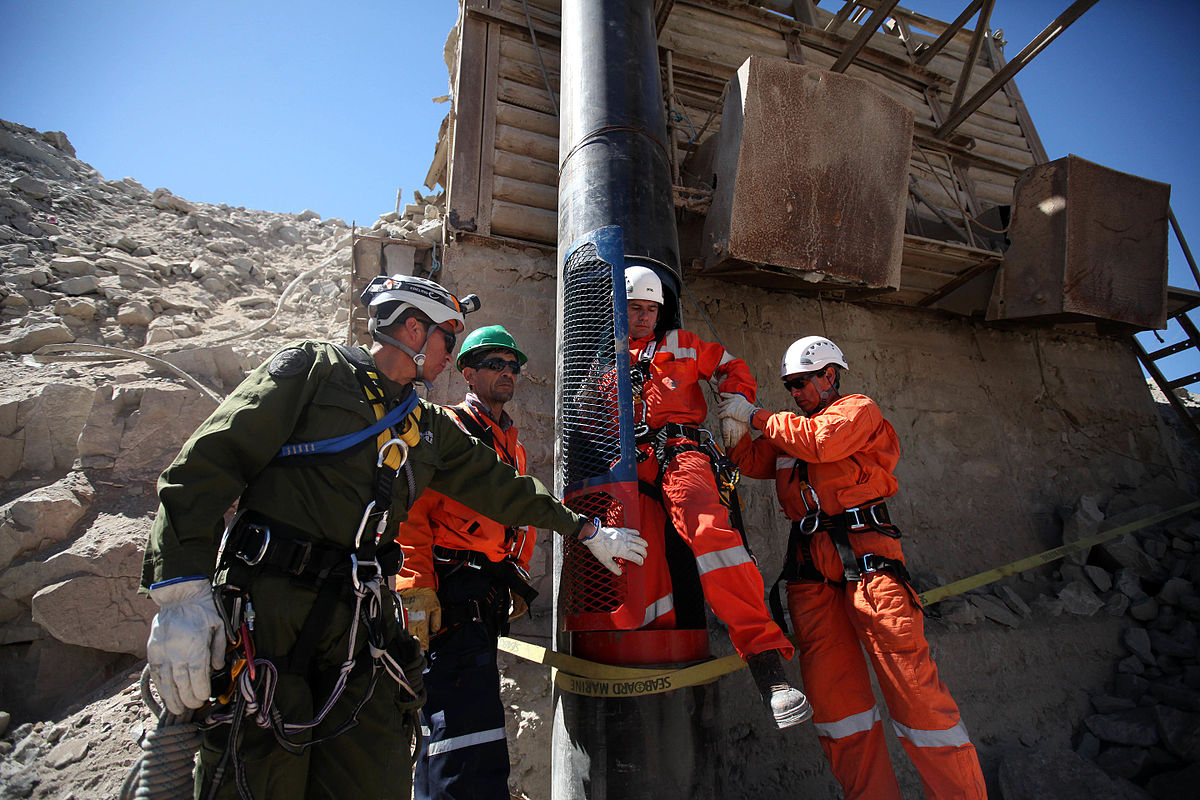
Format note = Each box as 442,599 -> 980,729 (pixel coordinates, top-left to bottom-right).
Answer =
444,0 -> 1042,259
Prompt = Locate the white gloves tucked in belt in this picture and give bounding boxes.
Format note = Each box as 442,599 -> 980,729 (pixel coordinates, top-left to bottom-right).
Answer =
717,392 -> 756,450
146,577 -> 227,716
581,523 -> 648,575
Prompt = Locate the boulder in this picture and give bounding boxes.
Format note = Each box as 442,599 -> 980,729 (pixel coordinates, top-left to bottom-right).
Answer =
32,575 -> 155,657
1124,627 -> 1154,664
52,297 -> 98,321
115,299 -> 154,326
1084,706 -> 1160,747
1154,705 -> 1200,761
7,381 -> 94,473
970,593 -> 1022,627
0,473 -> 94,571
1059,580 -> 1106,616
109,383 -> 218,479
150,188 -> 194,214
55,275 -> 100,296
0,321 -> 74,354
9,176 -> 51,200
48,256 -> 93,277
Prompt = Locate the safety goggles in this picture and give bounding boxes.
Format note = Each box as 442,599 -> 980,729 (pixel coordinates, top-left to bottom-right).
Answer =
782,372 -> 819,392
475,357 -> 521,375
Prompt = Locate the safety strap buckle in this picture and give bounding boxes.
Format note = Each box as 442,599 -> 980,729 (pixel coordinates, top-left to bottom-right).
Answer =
859,553 -> 881,574
236,523 -> 271,566
843,503 -> 887,531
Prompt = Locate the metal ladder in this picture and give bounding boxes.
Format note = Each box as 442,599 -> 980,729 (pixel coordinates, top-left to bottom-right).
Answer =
1133,209 -> 1200,442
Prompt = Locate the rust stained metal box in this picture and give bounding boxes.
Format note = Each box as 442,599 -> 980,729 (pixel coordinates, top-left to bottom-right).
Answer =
700,56 -> 913,289
988,155 -> 1170,329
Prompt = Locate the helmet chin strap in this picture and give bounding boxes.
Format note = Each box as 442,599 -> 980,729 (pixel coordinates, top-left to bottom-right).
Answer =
370,320 -> 436,392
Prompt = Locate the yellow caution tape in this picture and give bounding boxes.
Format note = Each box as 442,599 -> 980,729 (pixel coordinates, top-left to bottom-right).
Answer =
497,499 -> 1200,695
497,636 -> 746,698
918,500 -> 1200,606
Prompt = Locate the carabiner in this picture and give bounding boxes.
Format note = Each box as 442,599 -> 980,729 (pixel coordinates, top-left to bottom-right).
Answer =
377,437 -> 409,469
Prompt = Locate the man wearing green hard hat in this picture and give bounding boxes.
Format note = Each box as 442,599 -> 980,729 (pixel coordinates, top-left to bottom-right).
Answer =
395,323 -> 537,800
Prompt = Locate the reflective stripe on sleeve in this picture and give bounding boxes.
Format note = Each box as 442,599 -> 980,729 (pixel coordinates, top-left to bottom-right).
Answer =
814,706 -> 882,741
695,545 -> 754,576
425,726 -> 507,756
641,593 -> 675,628
658,331 -> 696,360
892,719 -> 972,748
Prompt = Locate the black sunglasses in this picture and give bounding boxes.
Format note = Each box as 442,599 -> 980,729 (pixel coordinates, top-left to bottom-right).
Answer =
426,323 -> 457,352
475,357 -> 521,375
783,372 -> 819,392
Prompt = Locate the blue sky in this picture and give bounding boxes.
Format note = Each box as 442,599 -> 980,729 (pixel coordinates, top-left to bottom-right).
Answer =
2,1 -> 1198,378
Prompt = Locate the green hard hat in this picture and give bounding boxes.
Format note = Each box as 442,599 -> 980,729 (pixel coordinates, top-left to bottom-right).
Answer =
456,324 -> 528,372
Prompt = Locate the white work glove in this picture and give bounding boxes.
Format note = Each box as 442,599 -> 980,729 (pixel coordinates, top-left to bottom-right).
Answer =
400,586 -> 442,650
717,393 -> 756,450
146,578 -> 227,716
580,523 -> 648,576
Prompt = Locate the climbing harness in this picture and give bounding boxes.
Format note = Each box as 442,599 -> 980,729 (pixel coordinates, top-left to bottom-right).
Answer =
766,459 -> 913,630
628,337 -> 756,559
199,345 -> 427,798
432,545 -> 538,637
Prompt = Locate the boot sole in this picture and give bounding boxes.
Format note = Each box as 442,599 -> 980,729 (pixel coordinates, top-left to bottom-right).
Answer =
774,700 -> 813,729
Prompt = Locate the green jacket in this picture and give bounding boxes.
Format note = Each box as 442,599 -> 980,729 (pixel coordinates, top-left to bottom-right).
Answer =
142,340 -> 581,587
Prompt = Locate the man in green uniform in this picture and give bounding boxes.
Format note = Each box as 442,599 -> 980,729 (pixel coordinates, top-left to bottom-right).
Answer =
141,275 -> 647,799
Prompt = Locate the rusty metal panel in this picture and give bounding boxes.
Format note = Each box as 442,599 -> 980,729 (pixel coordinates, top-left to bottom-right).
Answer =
988,155 -> 1170,329
700,56 -> 913,289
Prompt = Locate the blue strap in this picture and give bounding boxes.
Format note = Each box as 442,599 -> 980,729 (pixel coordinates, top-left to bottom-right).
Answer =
275,391 -> 419,459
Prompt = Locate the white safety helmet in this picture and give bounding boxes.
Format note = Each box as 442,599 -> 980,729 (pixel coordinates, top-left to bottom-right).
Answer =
361,274 -> 472,334
625,266 -> 664,305
781,336 -> 849,379
360,274 -> 480,385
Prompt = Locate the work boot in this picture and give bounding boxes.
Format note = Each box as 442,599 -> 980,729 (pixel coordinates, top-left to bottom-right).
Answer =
746,650 -> 812,730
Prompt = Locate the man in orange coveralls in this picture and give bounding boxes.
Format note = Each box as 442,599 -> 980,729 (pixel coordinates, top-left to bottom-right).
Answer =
623,265 -> 810,729
718,335 -> 987,799
397,324 -> 540,800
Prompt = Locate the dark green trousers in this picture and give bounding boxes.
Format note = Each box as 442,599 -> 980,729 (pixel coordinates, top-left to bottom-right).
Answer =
196,574 -> 424,799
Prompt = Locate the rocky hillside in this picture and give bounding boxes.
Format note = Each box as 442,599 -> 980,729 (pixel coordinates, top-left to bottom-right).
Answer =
2,118 -> 1199,800
0,118 -> 466,799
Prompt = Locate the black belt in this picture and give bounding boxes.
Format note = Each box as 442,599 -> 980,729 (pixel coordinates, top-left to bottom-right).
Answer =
219,511 -> 351,586
816,501 -> 900,537
432,545 -> 538,631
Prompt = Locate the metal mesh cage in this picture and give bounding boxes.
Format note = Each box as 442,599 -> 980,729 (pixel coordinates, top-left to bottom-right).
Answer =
556,230 -> 644,628
560,241 -> 622,486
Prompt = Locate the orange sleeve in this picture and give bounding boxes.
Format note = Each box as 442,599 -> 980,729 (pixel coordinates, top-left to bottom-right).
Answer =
727,431 -> 779,479
395,490 -> 441,589
757,396 -> 882,464
684,329 -> 757,404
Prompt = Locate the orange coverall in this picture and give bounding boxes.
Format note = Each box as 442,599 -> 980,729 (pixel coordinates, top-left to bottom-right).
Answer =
631,330 -> 793,659
730,394 -> 986,799
397,397 -> 535,800
396,399 -> 535,589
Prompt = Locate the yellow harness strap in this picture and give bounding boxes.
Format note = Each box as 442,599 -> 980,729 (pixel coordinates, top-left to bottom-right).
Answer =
361,365 -> 423,469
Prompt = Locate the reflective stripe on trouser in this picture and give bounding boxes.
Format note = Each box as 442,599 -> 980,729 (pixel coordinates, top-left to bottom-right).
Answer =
415,572 -> 510,800
787,575 -> 986,800
645,447 -> 793,659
